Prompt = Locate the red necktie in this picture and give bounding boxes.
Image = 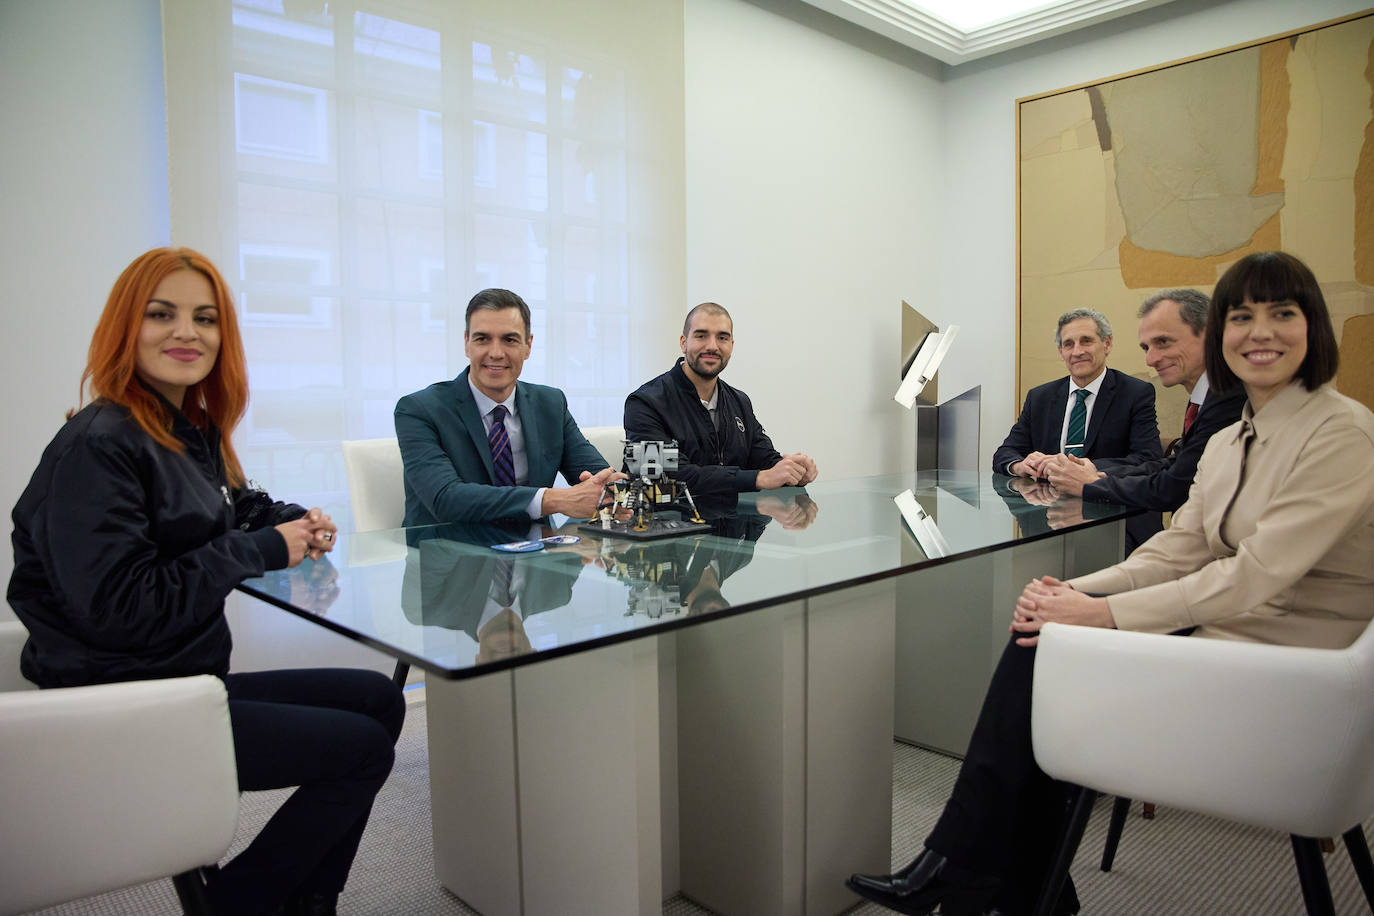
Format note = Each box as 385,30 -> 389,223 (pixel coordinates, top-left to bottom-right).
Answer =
1182,401 -> 1200,436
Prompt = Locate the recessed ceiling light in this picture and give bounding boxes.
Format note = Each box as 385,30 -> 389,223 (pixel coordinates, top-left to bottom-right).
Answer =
802,0 -> 1180,65
909,0 -> 1063,32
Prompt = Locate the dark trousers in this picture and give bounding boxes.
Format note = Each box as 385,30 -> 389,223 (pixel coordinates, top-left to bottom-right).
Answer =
207,668 -> 405,915
926,635 -> 1077,916
1125,513 -> 1164,554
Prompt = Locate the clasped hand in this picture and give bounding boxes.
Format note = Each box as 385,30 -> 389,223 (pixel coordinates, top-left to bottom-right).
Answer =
1044,454 -> 1102,496
275,507 -> 338,568
757,453 -> 819,490
1010,575 -> 1115,647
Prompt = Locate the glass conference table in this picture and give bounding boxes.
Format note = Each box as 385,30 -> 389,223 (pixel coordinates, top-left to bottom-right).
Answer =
239,471 -> 1135,916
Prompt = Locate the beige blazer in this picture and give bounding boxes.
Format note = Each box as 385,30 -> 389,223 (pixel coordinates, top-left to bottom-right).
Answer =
1070,382 -> 1374,649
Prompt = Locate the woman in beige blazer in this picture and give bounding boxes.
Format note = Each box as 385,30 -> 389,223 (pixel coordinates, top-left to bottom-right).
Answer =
847,251 -> 1374,916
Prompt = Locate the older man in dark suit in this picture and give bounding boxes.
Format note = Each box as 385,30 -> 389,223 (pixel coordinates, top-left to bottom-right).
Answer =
992,308 -> 1162,480
395,288 -> 620,525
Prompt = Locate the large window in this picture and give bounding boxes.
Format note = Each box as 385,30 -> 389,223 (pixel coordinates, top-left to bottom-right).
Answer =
165,0 -> 685,526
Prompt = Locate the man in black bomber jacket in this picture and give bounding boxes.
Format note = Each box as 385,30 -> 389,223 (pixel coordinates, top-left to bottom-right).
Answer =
623,302 -> 818,497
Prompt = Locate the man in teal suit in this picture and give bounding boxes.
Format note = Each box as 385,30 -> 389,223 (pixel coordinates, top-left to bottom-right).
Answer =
395,288 -> 620,524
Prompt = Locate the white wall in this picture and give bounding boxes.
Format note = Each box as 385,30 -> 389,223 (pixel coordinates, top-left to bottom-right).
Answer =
934,0 -> 1370,458
0,0 -> 169,609
683,0 -> 945,480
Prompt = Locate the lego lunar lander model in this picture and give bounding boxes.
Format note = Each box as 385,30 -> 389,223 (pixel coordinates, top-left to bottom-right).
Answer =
579,440 -> 712,540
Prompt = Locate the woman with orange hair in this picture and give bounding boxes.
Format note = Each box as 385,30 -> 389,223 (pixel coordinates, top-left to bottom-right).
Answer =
8,248 -> 403,915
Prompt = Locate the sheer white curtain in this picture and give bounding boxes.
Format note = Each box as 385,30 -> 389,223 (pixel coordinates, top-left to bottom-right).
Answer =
163,0 -> 685,525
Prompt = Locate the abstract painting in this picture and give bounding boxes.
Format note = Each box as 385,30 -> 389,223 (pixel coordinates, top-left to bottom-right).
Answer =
1017,11 -> 1374,430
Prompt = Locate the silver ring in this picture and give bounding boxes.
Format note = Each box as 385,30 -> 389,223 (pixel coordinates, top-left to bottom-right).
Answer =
322,533 -> 333,542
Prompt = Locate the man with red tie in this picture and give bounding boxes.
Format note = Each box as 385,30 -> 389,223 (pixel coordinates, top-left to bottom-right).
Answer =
1046,289 -> 1246,515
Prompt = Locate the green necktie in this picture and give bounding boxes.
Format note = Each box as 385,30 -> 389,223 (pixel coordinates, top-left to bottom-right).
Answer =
1065,388 -> 1090,456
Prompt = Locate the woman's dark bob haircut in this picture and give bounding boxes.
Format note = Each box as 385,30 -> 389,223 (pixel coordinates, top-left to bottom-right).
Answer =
1204,250 -> 1339,395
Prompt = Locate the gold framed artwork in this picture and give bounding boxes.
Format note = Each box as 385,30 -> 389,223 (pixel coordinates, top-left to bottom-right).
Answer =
1016,10 -> 1374,433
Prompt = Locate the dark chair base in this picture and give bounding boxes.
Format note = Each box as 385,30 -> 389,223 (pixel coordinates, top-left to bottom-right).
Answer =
1041,786 -> 1374,916
392,660 -> 410,688
171,867 -> 215,916
1033,786 -> 1095,916
1344,825 -> 1374,913
1101,797 -> 1158,871
1101,796 -> 1131,871
1292,836 -> 1336,916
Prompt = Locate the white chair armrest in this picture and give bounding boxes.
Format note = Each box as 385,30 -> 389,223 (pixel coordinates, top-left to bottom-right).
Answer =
1031,623 -> 1374,838
0,621 -> 35,692
0,675 -> 240,915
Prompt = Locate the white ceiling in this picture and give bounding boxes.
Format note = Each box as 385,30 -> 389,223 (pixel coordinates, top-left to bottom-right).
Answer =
799,0 -> 1182,65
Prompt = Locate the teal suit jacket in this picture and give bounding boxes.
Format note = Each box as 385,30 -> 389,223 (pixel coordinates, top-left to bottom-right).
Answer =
395,369 -> 608,524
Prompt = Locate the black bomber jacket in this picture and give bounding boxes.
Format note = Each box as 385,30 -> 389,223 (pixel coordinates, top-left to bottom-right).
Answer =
623,358 -> 782,496
8,396 -> 303,687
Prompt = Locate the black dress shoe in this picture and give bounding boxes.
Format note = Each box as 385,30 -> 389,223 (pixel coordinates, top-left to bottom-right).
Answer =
847,849 -> 999,916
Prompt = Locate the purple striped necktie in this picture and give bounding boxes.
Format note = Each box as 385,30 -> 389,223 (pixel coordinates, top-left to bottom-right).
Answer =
489,404 -> 516,486
492,557 -> 515,608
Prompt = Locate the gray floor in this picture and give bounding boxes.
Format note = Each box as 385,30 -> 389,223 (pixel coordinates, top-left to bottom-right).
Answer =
26,687 -> 1374,915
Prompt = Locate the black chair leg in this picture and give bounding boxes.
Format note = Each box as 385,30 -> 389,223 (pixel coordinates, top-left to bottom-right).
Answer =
171,868 -> 214,916
1033,786 -> 1094,916
392,660 -> 410,688
1101,796 -> 1131,871
1291,835 -> 1336,916
1342,824 -> 1374,912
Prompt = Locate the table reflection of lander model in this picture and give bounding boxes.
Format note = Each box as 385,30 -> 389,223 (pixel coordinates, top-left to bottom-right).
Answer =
601,537 -> 695,619
580,440 -> 712,540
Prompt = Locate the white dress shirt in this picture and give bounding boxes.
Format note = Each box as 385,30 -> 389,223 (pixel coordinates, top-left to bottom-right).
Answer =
1059,370 -> 1107,453
1189,373 -> 1210,409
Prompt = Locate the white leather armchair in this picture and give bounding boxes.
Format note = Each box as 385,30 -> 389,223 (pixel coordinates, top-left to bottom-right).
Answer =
341,437 -> 406,533
1030,620 -> 1374,916
0,621 -> 239,916
580,425 -> 626,470
341,438 -> 412,686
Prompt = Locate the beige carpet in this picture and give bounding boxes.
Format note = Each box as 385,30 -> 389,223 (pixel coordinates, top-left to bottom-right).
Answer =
26,689 -> 1374,915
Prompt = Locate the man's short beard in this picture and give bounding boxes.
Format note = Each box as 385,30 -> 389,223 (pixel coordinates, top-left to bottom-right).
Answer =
688,354 -> 726,378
